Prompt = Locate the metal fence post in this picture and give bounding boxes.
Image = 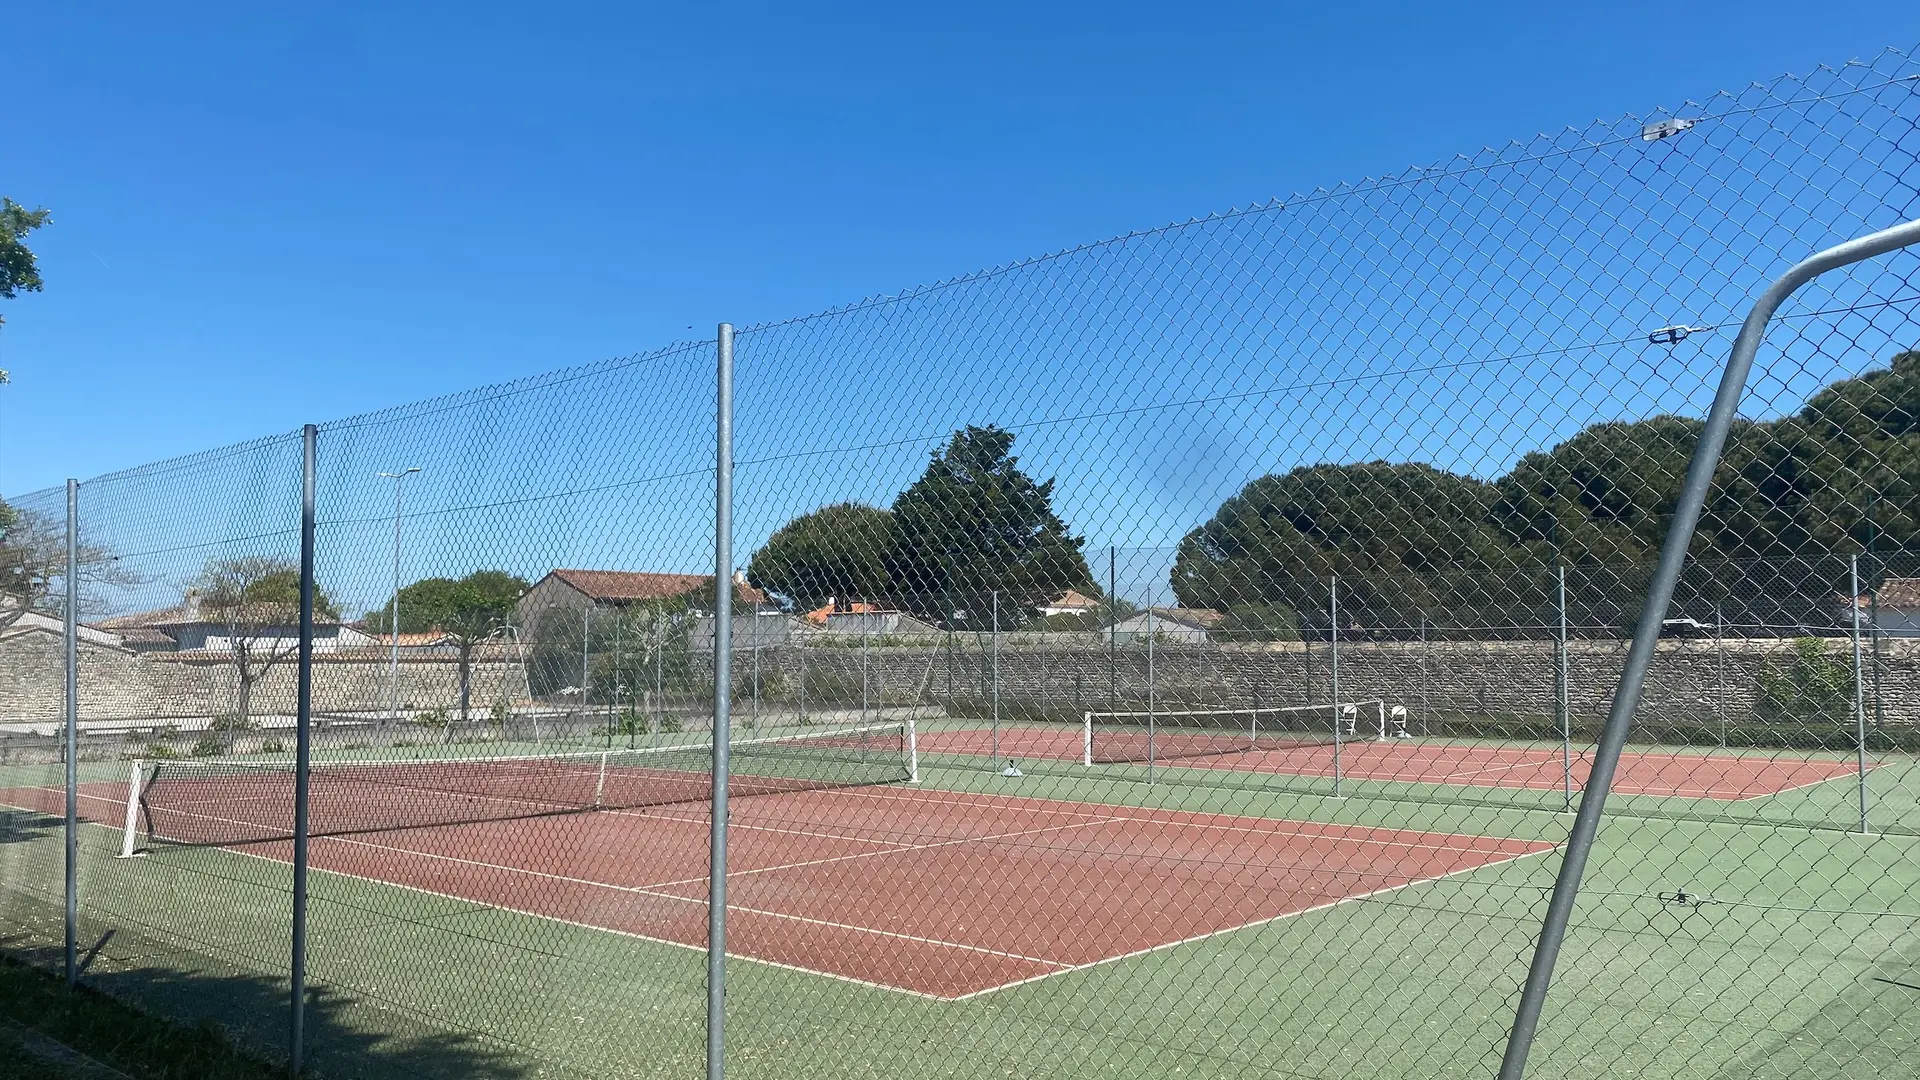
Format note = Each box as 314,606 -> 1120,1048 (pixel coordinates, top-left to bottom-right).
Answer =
1108,547 -> 1117,713
1851,555 -> 1870,835
1496,218 -> 1920,1080
1330,575 -> 1342,799
291,424 -> 318,1077
1558,565 -> 1572,814
708,323 -> 734,1080
1419,613 -> 1428,737
991,590 -> 1000,762
1715,599 -> 1727,749
1146,599 -> 1157,781
63,478 -> 78,988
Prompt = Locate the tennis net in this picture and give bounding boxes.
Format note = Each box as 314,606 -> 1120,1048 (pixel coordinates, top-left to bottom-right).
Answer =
119,721 -> 917,854
1081,701 -> 1403,765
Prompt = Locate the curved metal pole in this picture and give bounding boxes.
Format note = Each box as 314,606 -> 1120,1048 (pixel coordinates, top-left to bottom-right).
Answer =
1497,218 -> 1920,1080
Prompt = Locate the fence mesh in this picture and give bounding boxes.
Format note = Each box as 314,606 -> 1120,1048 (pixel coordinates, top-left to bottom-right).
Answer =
5,44 -> 1920,1080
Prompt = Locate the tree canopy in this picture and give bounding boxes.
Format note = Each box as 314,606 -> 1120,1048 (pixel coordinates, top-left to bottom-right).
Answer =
889,426 -> 1093,621
370,570 -> 529,642
197,556 -> 340,623
0,500 -> 141,628
1174,348 -> 1920,630
0,197 -> 51,328
745,503 -> 895,612
746,426 -> 1093,626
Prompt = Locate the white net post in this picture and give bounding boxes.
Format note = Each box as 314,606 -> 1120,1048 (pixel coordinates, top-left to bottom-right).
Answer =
117,760 -> 147,858
1082,711 -> 1094,767
906,718 -> 920,784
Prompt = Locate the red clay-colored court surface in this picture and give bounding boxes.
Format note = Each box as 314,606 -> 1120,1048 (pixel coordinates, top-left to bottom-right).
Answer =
916,727 -> 1863,800
8,781 -> 1549,999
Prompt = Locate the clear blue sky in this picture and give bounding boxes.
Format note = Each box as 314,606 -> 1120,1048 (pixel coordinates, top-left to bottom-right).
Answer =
4,2 -> 1915,497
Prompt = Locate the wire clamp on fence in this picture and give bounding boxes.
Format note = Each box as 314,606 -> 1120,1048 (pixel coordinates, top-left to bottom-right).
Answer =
1647,324 -> 1711,345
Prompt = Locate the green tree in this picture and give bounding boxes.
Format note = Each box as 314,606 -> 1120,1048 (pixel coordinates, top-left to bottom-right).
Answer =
1490,416 -> 1707,564
889,426 -> 1092,626
196,556 -> 339,735
1213,602 -> 1303,642
1173,462 -> 1520,629
373,570 -> 529,732
0,197 -> 51,330
746,502 -> 896,611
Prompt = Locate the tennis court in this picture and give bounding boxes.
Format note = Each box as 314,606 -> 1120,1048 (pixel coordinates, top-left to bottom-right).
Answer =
0,748 -> 1551,1000
918,725 -> 1864,800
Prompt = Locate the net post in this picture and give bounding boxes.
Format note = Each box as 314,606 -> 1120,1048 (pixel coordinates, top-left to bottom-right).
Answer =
63,478 -> 79,987
905,718 -> 920,783
708,323 -> 734,1080
118,761 -> 146,859
595,751 -> 609,808
291,423 -> 318,1078
1851,554 -> 1870,835
1081,712 -> 1093,766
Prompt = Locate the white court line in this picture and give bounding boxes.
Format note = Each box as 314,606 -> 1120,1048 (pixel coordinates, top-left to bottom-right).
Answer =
13,786 -> 1558,1002
299,829 -> 1074,969
203,829 -> 970,1003
632,815 -> 1130,891
786,784 -> 1545,856
941,845 -> 1559,1001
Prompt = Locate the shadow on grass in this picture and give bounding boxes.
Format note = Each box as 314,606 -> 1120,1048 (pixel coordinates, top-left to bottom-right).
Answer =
2,936 -> 541,1080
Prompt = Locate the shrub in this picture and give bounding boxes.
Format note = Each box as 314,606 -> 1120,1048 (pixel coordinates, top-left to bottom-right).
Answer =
259,739 -> 286,754
414,708 -> 450,729
142,742 -> 179,760
658,715 -> 684,734
1215,603 -> 1302,642
1754,637 -> 1854,729
190,734 -> 227,758
597,710 -> 649,739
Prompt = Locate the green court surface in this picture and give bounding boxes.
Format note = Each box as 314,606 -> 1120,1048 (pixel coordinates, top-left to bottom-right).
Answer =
1,729 -> 1916,1079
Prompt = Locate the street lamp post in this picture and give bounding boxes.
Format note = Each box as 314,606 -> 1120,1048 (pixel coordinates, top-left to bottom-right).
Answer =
377,468 -> 422,725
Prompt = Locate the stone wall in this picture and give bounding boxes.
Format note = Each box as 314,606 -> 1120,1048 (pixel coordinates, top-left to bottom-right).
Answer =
702,634 -> 1920,731
7,621 -> 1914,733
0,626 -> 526,725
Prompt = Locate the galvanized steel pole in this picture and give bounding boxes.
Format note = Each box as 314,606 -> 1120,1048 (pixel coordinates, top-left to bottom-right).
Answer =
708,323 -> 735,1080
1558,565 -> 1572,815
1497,218 -> 1920,1080
1852,554 -> 1870,835
63,478 -> 78,987
1330,575 -> 1341,799
291,424 -> 318,1076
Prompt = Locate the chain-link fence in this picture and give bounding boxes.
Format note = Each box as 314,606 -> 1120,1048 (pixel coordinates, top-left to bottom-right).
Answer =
5,45 -> 1920,1080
